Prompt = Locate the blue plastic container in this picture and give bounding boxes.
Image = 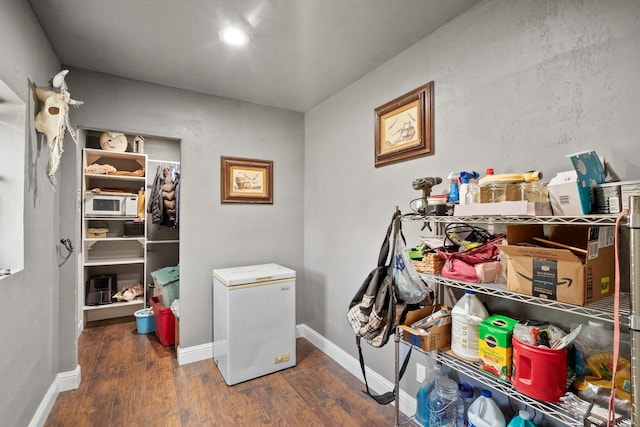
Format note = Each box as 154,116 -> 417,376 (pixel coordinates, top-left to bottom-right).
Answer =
134,308 -> 155,334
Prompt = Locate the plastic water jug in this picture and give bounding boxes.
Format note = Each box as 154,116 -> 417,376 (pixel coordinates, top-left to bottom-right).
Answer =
415,364 -> 449,426
451,290 -> 489,361
429,377 -> 464,427
467,389 -> 506,427
507,410 -> 536,427
573,321 -> 613,375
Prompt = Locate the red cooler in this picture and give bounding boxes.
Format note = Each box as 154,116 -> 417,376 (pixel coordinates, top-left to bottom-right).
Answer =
511,337 -> 567,402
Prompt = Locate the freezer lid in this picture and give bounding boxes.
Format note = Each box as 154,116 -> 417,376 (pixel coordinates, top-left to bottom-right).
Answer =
213,263 -> 296,286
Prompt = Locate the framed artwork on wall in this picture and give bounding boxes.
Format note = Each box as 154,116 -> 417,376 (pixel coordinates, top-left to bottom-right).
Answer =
374,81 -> 434,167
221,156 -> 273,204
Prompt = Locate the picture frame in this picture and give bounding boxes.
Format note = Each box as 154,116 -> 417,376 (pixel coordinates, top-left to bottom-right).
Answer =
374,81 -> 434,167
221,156 -> 273,204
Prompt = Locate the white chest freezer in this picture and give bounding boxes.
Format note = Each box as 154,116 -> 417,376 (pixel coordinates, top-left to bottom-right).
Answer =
213,263 -> 296,385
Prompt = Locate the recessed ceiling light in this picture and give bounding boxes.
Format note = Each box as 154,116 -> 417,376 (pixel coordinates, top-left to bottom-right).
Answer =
219,27 -> 249,46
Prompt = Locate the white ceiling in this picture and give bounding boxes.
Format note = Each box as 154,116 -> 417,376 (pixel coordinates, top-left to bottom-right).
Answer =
29,0 -> 480,112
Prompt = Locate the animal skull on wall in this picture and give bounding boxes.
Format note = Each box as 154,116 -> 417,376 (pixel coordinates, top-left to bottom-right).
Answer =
34,69 -> 83,185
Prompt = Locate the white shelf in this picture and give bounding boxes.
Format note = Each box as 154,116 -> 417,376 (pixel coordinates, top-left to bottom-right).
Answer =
84,215 -> 138,220
147,239 -> 179,245
84,237 -> 145,243
84,173 -> 146,182
84,257 -> 145,267
83,298 -> 143,311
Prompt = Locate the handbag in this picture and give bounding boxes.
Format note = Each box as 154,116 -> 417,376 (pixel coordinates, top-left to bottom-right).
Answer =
346,209 -> 413,404
347,209 -> 405,347
437,235 -> 505,283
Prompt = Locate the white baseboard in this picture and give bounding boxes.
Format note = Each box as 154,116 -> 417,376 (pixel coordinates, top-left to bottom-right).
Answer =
176,341 -> 215,366
296,324 -> 416,420
30,365 -> 81,427
176,324 -> 416,419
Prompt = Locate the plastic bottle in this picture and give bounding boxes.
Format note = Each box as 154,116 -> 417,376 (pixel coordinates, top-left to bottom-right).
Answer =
429,377 -> 464,427
458,382 -> 475,427
451,290 -> 489,361
467,389 -> 506,427
506,410 -> 536,427
459,176 -> 470,205
415,363 -> 449,426
448,172 -> 460,203
573,321 -> 614,375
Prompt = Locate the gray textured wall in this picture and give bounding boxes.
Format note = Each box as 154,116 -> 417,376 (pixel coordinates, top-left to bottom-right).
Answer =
2,0 -> 640,425
0,0 -> 63,425
303,0 -> 640,418
65,69 -> 305,349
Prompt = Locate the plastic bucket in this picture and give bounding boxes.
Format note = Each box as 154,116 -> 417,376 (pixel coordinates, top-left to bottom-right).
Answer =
134,308 -> 155,334
511,337 -> 567,402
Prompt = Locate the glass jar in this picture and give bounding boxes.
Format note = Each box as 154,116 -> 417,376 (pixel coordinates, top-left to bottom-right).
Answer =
518,181 -> 545,202
428,377 -> 464,427
485,182 -> 507,203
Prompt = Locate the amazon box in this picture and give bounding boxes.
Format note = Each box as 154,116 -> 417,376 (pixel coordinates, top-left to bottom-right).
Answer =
499,224 -> 614,306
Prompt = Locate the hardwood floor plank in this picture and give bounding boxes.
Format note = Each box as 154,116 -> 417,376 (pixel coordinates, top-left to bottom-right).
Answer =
45,318 -> 401,426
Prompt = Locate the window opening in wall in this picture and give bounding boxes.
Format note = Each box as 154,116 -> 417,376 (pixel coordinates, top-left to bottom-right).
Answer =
0,80 -> 25,277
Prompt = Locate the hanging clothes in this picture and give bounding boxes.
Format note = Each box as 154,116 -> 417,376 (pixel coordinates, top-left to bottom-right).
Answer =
162,167 -> 177,223
170,165 -> 181,226
148,165 -> 164,225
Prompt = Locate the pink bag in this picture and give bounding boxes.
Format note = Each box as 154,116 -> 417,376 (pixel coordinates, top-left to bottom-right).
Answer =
437,236 -> 504,283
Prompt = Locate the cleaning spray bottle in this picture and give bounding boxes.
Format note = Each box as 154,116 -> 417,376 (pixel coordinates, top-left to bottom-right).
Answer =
459,171 -> 479,205
448,172 -> 460,203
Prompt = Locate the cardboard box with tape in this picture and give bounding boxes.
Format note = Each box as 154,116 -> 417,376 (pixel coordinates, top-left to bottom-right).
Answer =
499,224 -> 614,306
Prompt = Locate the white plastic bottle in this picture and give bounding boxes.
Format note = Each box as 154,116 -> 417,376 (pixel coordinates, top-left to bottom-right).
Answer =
573,321 -> 613,375
467,389 -> 506,427
415,363 -> 449,426
451,290 -> 489,361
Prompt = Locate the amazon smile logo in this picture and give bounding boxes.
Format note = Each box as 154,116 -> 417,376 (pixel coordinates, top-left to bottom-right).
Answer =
517,271 -> 573,287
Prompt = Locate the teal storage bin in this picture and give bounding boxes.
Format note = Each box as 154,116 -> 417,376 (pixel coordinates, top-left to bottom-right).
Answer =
151,266 -> 180,307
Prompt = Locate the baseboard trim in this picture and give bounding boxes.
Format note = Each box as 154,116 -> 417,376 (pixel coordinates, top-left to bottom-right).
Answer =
176,342 -> 215,366
162,324 -> 417,418
296,324 -> 416,419
30,365 -> 81,427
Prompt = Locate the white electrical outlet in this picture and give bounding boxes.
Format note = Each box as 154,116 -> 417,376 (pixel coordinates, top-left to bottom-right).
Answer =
416,363 -> 426,383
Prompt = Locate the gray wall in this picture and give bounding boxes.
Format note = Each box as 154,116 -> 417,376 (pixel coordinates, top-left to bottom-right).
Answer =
66,69 -> 305,348
303,0 -> 640,417
0,0 -> 64,426
2,0 -> 640,425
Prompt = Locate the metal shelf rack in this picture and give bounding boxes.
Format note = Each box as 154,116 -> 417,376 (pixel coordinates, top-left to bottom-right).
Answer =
393,207 -> 638,427
420,275 -> 630,327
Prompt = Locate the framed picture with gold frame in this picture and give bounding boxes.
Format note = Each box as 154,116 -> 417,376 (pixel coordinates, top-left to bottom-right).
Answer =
374,81 -> 434,167
221,156 -> 273,204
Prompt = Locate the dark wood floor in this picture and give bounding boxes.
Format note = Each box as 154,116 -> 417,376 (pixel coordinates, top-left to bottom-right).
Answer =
45,317 -> 401,426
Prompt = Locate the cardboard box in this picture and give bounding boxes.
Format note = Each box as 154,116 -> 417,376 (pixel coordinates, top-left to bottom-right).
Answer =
499,224 -> 615,306
548,151 -> 606,216
399,305 -> 451,351
478,314 -> 519,381
454,200 -> 552,217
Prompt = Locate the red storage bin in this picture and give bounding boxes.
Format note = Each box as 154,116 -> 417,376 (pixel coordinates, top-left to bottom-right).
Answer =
151,296 -> 175,346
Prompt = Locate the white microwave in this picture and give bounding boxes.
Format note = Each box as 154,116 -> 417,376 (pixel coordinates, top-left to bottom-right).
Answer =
84,192 -> 138,217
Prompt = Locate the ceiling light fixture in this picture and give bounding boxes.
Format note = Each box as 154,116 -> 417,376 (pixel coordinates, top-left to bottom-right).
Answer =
219,27 -> 249,46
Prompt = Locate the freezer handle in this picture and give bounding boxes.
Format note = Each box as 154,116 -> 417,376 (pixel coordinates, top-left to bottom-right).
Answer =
255,276 -> 273,281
